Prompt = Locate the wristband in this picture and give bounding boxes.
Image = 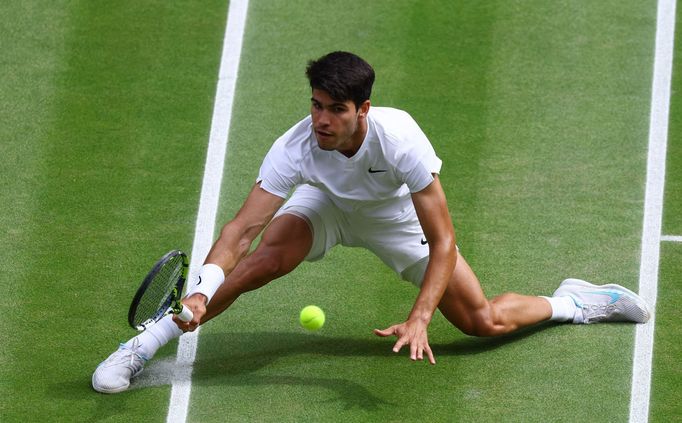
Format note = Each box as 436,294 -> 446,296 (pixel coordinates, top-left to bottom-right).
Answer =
186,263 -> 225,304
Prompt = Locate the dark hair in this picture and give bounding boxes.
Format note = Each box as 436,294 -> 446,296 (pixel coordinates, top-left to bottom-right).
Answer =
305,51 -> 375,108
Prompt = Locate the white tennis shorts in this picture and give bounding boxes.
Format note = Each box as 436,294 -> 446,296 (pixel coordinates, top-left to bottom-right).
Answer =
274,184 -> 430,286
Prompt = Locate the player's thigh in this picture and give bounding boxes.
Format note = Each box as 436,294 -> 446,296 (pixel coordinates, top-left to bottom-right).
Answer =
253,212 -> 313,274
205,213 -> 313,320
437,251 -> 492,335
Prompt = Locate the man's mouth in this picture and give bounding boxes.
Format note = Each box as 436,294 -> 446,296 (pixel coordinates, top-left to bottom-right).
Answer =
316,129 -> 333,139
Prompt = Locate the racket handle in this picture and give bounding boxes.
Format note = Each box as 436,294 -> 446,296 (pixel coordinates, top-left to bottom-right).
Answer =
177,305 -> 194,322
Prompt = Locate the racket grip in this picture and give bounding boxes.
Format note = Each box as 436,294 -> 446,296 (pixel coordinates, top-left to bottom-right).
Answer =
177,305 -> 194,322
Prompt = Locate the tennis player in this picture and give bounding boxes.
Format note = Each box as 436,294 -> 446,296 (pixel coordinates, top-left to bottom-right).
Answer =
93,51 -> 650,393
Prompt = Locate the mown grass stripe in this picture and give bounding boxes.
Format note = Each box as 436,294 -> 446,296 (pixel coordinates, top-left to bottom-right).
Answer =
166,1 -> 250,422
630,0 -> 676,422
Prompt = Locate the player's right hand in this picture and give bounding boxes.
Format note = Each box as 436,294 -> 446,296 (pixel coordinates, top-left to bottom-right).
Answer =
174,293 -> 207,332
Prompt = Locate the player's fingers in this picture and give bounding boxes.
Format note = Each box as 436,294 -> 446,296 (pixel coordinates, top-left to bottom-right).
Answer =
174,313 -> 200,332
411,342 -> 419,361
172,315 -> 190,332
373,326 -> 396,337
425,344 -> 436,365
393,337 -> 408,353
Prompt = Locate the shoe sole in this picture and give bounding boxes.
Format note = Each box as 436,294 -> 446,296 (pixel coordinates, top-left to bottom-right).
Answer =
92,374 -> 130,394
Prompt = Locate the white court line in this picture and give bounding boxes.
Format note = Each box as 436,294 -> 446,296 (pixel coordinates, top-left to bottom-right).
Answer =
166,1 -> 249,423
661,235 -> 682,242
629,0 -> 676,422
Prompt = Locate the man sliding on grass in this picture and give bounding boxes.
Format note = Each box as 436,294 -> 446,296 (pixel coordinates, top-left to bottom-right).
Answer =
93,51 -> 649,393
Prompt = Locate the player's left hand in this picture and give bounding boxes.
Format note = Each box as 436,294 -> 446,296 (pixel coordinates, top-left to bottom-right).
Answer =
374,318 -> 436,365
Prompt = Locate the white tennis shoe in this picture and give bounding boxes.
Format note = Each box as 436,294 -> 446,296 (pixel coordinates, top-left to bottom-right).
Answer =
92,339 -> 148,393
553,278 -> 650,324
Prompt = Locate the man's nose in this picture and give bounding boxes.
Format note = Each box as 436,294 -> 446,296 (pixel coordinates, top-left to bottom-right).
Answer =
317,109 -> 331,125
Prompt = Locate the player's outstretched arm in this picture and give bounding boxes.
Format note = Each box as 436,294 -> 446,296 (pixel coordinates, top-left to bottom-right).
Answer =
374,175 -> 456,364
177,183 -> 284,330
205,183 -> 284,272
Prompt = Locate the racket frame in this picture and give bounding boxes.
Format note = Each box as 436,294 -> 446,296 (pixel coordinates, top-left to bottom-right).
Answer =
128,250 -> 191,331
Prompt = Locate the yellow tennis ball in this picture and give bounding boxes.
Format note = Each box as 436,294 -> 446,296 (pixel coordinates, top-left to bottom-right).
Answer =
300,305 -> 325,331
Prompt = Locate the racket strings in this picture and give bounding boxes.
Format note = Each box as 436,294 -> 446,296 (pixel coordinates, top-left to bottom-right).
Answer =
131,255 -> 184,326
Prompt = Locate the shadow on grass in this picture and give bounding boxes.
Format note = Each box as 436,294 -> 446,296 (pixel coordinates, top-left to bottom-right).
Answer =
195,321 -> 560,368
58,322 -> 563,417
190,330 -> 397,411
180,323 -> 561,410
436,321 -> 559,355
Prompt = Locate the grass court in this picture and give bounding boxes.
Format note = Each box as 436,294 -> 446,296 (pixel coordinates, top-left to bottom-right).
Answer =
1,1 -> 680,421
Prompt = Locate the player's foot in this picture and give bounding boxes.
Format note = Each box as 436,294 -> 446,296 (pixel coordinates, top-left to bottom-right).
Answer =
92,339 -> 148,393
552,278 -> 650,324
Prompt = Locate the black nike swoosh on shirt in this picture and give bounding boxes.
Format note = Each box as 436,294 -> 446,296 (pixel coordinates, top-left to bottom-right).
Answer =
368,167 -> 387,173
420,238 -> 428,245
197,276 -> 202,285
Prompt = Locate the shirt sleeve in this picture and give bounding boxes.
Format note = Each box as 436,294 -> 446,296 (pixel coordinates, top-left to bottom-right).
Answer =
256,139 -> 301,199
394,117 -> 442,193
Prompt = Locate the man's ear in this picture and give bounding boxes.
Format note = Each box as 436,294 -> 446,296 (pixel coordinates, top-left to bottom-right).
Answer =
359,100 -> 371,118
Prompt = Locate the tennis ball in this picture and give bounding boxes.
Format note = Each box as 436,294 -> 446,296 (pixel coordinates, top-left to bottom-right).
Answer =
299,305 -> 325,331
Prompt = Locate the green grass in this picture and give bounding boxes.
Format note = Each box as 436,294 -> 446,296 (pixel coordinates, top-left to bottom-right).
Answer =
1,0 -> 678,422
651,243 -> 682,422
663,1 -> 682,235
650,4 -> 682,422
1,1 -> 227,421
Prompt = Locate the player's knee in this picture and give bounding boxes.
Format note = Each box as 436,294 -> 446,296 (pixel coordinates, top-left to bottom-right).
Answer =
462,302 -> 508,337
461,317 -> 496,337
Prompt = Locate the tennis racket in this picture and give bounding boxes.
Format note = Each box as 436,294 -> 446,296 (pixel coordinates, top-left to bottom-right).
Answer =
128,250 -> 194,331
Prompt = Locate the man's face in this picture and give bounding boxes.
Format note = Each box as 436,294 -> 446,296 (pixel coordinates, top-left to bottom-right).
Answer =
310,89 -> 369,156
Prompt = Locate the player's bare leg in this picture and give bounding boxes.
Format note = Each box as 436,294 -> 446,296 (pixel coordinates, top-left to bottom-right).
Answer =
438,251 -> 650,337
201,212 -> 313,323
437,251 -> 552,337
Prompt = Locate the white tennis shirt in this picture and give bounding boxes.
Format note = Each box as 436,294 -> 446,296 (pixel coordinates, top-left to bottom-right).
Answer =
257,107 -> 442,219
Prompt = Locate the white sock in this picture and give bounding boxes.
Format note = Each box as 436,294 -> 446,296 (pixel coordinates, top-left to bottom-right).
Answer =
124,314 -> 183,359
541,296 -> 578,322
